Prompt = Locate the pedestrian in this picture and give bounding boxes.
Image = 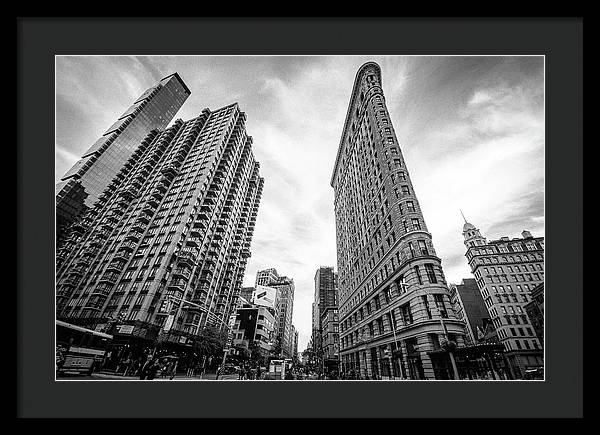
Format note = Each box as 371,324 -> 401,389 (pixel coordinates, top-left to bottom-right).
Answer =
169,360 -> 178,380
147,359 -> 159,380
139,357 -> 152,380
256,365 -> 262,380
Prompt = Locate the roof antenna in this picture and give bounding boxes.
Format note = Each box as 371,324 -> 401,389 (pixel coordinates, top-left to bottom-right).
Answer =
460,209 -> 467,224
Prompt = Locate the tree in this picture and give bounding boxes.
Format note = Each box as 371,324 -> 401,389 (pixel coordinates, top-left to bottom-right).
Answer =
248,341 -> 267,366
194,325 -> 227,361
270,336 -> 282,358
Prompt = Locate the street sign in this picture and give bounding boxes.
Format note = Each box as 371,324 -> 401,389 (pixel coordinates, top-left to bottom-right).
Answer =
116,324 -> 134,335
163,314 -> 175,332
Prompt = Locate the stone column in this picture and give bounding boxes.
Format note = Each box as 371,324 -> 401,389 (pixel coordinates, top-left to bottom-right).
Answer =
400,340 -> 410,379
364,348 -> 373,379
417,334 -> 435,379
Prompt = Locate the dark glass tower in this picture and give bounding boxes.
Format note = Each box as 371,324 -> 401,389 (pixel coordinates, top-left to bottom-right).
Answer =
56,103 -> 264,353
56,73 -> 190,247
331,62 -> 467,380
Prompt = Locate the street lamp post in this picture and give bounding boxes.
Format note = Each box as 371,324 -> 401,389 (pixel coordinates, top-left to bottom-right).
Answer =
432,303 -> 460,380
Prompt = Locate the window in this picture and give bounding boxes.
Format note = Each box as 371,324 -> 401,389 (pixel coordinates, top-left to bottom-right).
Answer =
434,294 -> 447,318
422,295 -> 432,319
414,265 -> 422,285
411,218 -> 421,230
425,264 -> 437,283
401,303 -> 413,324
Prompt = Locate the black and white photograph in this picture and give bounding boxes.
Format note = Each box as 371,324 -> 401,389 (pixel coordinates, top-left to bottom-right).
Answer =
54,55 -> 546,382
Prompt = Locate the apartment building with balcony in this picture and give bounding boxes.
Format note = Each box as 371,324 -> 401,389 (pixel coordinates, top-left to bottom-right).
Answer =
56,102 -> 264,359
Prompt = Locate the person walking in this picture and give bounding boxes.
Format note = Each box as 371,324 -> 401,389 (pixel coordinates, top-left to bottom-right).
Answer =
139,357 -> 150,380
256,365 -> 262,380
169,360 -> 178,380
147,359 -> 159,380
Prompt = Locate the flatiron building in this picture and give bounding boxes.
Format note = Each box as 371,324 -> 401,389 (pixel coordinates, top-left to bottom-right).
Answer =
331,62 -> 467,380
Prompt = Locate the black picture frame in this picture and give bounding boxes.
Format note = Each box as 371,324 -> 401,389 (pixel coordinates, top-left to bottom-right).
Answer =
17,17 -> 583,419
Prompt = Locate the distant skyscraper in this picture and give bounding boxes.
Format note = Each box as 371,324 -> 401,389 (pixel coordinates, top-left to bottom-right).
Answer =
56,102 -> 264,355
292,326 -> 299,362
255,268 -> 279,287
449,278 -> 491,345
313,266 -> 339,375
255,268 -> 295,358
463,221 -> 544,378
331,62 -> 467,380
56,73 -> 190,247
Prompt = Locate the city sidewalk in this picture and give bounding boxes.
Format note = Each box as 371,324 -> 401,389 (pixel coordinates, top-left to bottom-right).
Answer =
91,371 -> 239,381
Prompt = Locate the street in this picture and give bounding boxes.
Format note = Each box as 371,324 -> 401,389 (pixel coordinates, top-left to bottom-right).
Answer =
57,371 -> 319,381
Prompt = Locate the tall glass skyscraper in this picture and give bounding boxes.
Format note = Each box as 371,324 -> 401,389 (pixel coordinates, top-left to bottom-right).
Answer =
331,62 -> 467,380
56,73 -> 190,247
56,102 -> 264,363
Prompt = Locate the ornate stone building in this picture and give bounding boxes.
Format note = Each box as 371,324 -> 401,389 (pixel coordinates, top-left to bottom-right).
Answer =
463,222 -> 545,378
331,62 -> 467,380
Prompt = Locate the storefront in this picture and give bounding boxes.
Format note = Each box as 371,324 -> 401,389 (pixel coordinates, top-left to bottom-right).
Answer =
428,343 -> 510,380
101,321 -> 159,374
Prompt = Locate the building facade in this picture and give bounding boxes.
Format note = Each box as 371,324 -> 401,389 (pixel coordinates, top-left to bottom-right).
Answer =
56,73 -> 190,248
313,266 -> 340,375
255,268 -> 295,358
463,222 -> 544,378
231,302 -> 276,357
331,62 -> 467,380
56,102 -> 264,366
255,268 -> 279,287
524,283 -> 544,349
449,278 -> 492,345
292,326 -> 299,363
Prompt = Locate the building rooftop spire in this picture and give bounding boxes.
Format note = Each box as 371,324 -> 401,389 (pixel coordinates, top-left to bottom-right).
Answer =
460,209 -> 468,224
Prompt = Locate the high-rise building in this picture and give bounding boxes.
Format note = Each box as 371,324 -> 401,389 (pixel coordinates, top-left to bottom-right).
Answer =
331,62 -> 467,380
255,268 -> 295,358
463,222 -> 544,378
56,73 -> 190,248
292,326 -> 299,362
313,266 -> 340,375
272,277 -> 295,358
56,102 -> 264,364
449,278 -> 492,345
255,268 -> 279,287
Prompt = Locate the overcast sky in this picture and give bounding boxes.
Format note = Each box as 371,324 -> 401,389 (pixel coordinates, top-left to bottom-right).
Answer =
56,55 -> 545,352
